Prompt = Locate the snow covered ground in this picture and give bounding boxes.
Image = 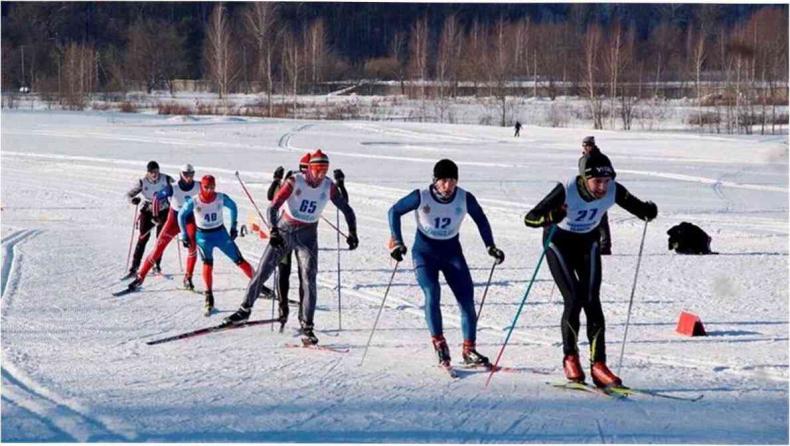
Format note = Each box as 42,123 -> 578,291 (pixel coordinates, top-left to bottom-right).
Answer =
1,110 -> 788,443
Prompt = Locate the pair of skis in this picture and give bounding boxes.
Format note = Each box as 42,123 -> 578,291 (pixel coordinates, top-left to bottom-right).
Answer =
549,381 -> 703,402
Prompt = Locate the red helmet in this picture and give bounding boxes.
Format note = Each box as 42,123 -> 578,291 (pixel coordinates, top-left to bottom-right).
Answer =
200,175 -> 216,201
309,150 -> 329,178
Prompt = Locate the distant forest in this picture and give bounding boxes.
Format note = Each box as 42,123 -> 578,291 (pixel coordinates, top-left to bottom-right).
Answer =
1,2 -> 787,131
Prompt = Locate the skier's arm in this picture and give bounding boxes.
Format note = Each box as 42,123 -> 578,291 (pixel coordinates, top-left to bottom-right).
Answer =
466,192 -> 495,248
524,183 -> 566,228
614,183 -> 658,221
126,179 -> 143,203
330,184 -> 357,234
266,179 -> 281,201
387,189 -> 421,245
223,194 -> 239,229
178,197 -> 194,237
267,177 -> 295,227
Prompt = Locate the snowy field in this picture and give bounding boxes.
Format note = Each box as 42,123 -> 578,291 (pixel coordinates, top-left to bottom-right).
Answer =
1,109 -> 788,443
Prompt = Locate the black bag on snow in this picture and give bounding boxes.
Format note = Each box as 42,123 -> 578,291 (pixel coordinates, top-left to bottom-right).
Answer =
667,222 -> 714,254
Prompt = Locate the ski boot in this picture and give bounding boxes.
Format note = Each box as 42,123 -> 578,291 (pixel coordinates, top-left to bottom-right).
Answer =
203,290 -> 215,316
600,246 -> 612,256
432,335 -> 452,367
591,361 -> 622,388
120,268 -> 137,281
462,340 -> 491,368
153,262 -> 162,275
563,354 -> 585,383
126,276 -> 143,292
183,276 -> 195,291
222,305 -> 251,326
300,322 -> 319,346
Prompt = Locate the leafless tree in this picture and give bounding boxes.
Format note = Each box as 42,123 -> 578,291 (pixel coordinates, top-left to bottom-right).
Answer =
407,16 -> 429,99
436,14 -> 460,101
62,42 -> 97,109
243,2 -> 279,115
282,30 -> 303,116
125,18 -> 185,94
582,24 -> 604,129
204,3 -> 239,99
303,18 -> 328,94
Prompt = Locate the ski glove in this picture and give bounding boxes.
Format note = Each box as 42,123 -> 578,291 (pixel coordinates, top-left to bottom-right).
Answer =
273,166 -> 284,181
181,235 -> 190,249
230,226 -> 238,240
333,169 -> 345,182
390,243 -> 407,262
643,201 -> 658,221
346,232 -> 359,250
130,196 -> 141,205
269,229 -> 284,249
487,245 -> 505,265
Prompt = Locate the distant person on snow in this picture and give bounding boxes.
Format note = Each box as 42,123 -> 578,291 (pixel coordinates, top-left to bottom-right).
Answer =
580,136 -> 612,255
124,164 -> 200,292
514,121 -> 522,137
223,150 -> 358,346
266,153 -> 310,331
179,175 -> 256,316
524,152 -> 657,388
387,159 -> 505,371
123,161 -> 173,279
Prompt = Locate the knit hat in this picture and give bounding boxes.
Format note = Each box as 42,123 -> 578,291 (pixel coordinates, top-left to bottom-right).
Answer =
580,152 -> 616,179
146,160 -> 160,172
582,136 -> 595,146
433,159 -> 458,181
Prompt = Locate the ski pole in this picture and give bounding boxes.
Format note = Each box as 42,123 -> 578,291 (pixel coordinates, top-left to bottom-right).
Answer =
321,215 -> 348,239
475,261 -> 498,323
617,219 -> 649,376
359,261 -> 400,366
125,203 -> 139,271
549,283 -> 556,300
234,171 -> 271,230
336,208 -> 342,331
486,225 -> 557,388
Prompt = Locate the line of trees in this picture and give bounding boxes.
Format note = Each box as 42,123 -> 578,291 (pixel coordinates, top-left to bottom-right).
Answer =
2,3 -> 787,132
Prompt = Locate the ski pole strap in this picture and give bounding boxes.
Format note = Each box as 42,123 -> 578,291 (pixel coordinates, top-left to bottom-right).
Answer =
486,225 -> 557,387
234,171 -> 271,230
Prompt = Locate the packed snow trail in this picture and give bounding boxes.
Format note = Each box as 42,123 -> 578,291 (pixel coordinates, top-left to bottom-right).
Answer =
1,110 -> 787,442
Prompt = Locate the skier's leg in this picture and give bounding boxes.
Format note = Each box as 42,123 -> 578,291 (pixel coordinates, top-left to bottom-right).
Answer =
215,230 -> 253,278
581,242 -> 607,363
546,241 -> 584,356
238,233 -> 289,309
153,209 -> 168,270
196,231 -> 215,292
276,251 -> 293,322
294,228 -> 318,328
185,217 -> 198,279
131,208 -> 155,272
442,253 -> 477,343
138,209 -> 179,281
413,251 -> 443,337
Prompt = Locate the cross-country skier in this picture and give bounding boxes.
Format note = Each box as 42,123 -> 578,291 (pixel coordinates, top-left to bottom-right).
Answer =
123,161 -> 174,279
387,159 -> 505,370
223,150 -> 358,346
179,175 -> 256,315
524,151 -> 657,388
580,136 -> 612,255
123,164 -> 200,292
266,153 -> 310,331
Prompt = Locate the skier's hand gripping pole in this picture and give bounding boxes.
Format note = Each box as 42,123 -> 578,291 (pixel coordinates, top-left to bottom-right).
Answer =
485,225 -> 557,388
617,219 -> 649,375
359,261 -> 400,366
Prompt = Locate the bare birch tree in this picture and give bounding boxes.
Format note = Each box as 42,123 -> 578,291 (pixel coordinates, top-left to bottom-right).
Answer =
204,3 -> 239,99
243,2 -> 278,115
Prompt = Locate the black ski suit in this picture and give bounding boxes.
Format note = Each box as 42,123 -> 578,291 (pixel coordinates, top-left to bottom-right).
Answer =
524,177 -> 656,362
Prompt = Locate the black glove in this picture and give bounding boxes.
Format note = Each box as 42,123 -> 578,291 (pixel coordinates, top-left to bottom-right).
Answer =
390,243 -> 407,262
333,169 -> 345,182
230,226 -> 238,240
273,166 -> 284,181
240,225 -> 247,237
487,245 -> 505,265
548,207 -> 567,225
269,229 -> 284,248
130,196 -> 141,205
346,232 -> 359,250
181,235 -> 191,249
644,201 -> 658,221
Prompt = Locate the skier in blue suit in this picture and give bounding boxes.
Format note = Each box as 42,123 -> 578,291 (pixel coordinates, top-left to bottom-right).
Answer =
388,159 -> 505,369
